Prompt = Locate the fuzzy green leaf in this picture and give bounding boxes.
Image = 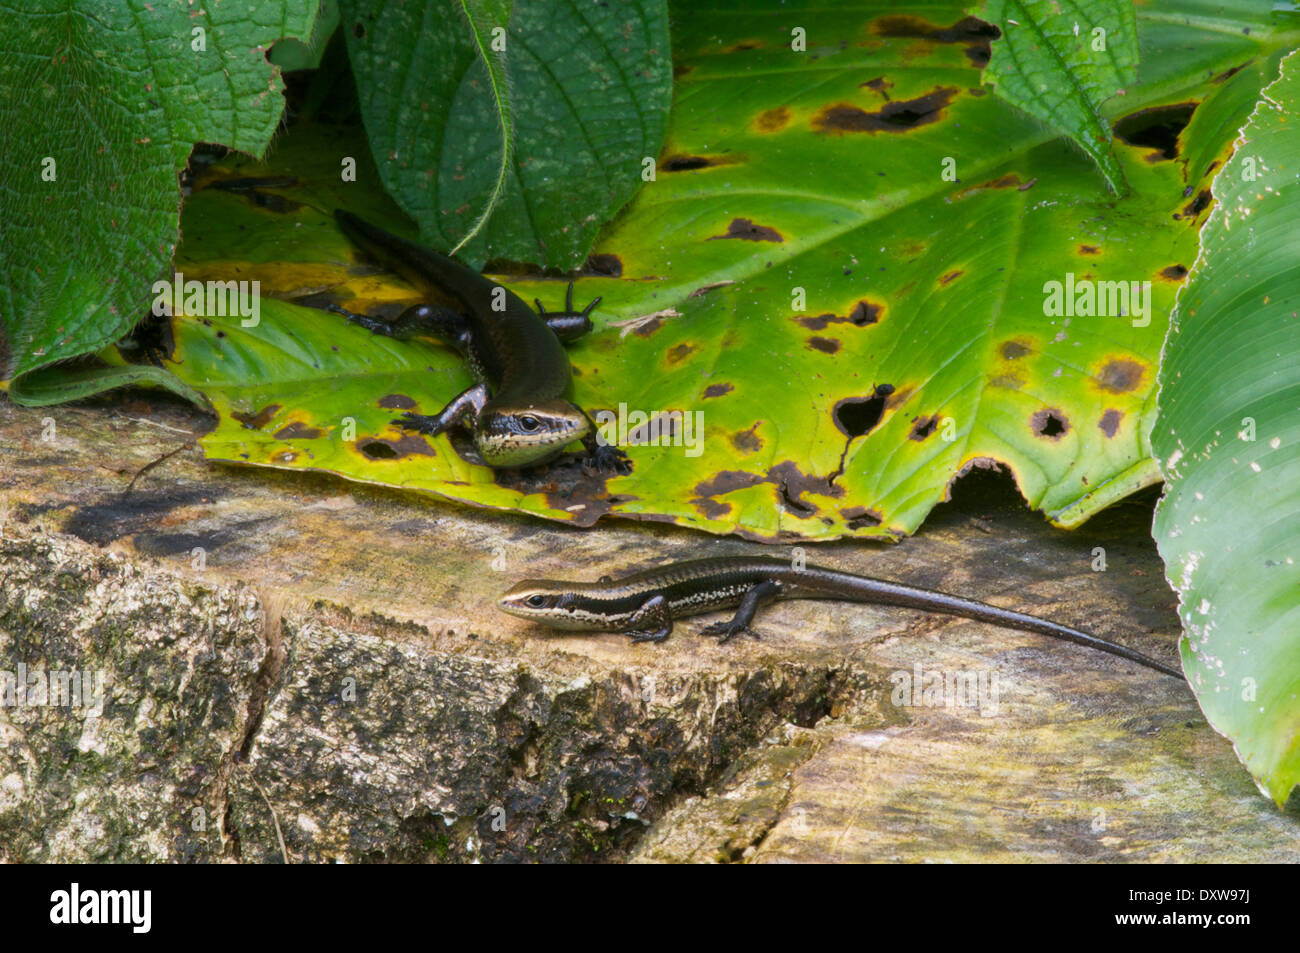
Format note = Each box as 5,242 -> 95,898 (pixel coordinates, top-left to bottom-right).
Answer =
338,0 -> 672,268
977,0 -> 1137,194
0,0 -> 318,380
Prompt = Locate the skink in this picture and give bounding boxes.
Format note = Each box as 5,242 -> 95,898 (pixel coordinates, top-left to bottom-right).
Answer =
499,556 -> 1181,678
331,209 -> 628,471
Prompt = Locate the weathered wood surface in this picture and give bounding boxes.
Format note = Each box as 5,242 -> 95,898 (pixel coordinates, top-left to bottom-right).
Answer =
1,393 -> 1295,862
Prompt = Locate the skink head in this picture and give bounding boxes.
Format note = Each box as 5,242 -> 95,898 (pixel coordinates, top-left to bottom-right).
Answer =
475,399 -> 591,468
498,580 -> 608,630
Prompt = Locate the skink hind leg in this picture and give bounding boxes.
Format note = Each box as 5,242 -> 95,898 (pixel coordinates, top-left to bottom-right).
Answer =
327,302 -> 388,332
394,383 -> 488,437
535,280 -> 601,341
624,594 -> 674,643
699,580 -> 780,643
329,302 -> 472,352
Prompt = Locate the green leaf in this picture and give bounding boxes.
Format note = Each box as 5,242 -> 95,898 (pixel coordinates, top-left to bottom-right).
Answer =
449,0 -> 515,256
1152,50 -> 1300,807
338,0 -> 672,268
0,0 -> 318,381
163,1 -> 1299,543
577,0 -> 1292,540
8,363 -> 208,409
269,0 -> 342,73
976,0 -> 1137,194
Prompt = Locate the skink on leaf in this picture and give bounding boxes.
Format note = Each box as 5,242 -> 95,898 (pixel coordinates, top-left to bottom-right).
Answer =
500,556 -> 1182,679
331,209 -> 630,472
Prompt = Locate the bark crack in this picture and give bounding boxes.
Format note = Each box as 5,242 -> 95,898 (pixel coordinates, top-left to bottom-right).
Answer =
215,589 -> 290,861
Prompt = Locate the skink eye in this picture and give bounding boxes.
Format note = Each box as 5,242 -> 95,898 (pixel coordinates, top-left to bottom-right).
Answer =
525,594 -> 547,608
518,414 -> 541,432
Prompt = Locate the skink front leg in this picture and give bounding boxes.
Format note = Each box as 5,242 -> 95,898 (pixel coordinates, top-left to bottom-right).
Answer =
395,382 -> 488,438
624,593 -> 674,643
581,427 -> 632,476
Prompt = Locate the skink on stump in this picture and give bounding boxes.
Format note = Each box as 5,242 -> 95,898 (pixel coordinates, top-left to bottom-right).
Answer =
331,209 -> 629,472
499,556 -> 1182,678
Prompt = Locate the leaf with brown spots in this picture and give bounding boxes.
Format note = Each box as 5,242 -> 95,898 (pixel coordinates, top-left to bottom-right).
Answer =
575,0 -> 1294,539
708,218 -> 783,242
753,107 -> 791,132
812,88 -> 959,134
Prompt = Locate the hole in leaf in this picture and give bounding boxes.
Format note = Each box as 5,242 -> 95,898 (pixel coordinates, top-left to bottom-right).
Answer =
1113,103 -> 1197,160
833,384 -> 893,437
909,415 -> 938,441
778,480 -> 816,516
359,441 -> 399,459
849,300 -> 882,325
1181,189 -> 1213,219
1031,409 -> 1069,439
581,254 -> 623,277
840,506 -> 883,530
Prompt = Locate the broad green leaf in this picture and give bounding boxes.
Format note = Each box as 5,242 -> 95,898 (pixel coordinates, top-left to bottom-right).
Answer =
338,0 -> 672,268
976,0 -> 1137,194
0,0 -> 319,380
163,1 -> 1299,541
449,0 -> 515,256
1153,51 -> 1300,807
8,363 -> 207,409
581,0 -> 1295,540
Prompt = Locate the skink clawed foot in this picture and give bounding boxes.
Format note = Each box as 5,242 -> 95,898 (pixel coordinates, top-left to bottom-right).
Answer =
328,303 -> 396,336
392,412 -> 447,437
699,620 -> 761,644
535,280 -> 601,341
627,628 -> 672,644
582,443 -> 632,476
